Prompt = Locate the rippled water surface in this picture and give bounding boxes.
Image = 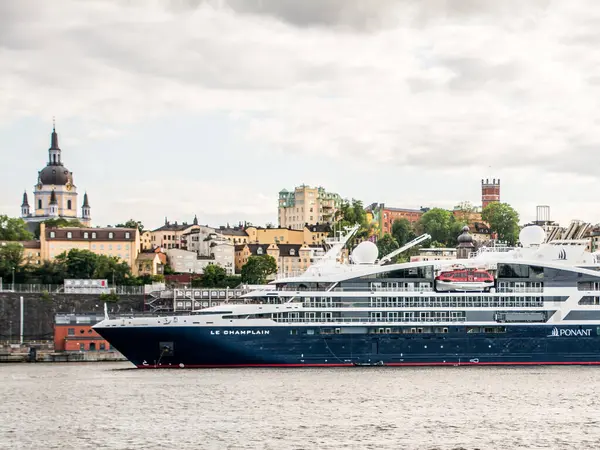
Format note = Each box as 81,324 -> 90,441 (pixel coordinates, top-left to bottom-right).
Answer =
2,362 -> 600,449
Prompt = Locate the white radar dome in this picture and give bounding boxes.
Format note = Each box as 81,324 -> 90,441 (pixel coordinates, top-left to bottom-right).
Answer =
519,225 -> 546,247
351,241 -> 379,264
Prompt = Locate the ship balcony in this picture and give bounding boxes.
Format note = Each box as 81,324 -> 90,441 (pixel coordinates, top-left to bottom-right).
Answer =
271,316 -> 466,324
365,286 -> 434,293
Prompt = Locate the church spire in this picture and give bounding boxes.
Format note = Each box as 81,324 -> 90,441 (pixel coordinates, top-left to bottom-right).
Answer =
193,214 -> 198,226
49,120 -> 61,165
82,192 -> 91,222
21,191 -> 30,218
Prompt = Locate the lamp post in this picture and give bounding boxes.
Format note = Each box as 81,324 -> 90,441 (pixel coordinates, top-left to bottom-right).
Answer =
12,267 -> 15,292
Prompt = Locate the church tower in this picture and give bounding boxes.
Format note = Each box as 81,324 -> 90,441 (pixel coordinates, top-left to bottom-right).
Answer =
20,122 -> 93,228
82,192 -> 91,222
21,191 -> 30,218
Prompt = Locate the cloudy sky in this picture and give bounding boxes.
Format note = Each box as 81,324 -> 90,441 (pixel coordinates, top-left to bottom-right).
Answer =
1,0 -> 599,230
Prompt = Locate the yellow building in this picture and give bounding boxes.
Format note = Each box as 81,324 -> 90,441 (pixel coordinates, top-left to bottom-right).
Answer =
140,230 -> 153,251
234,243 -> 318,276
40,223 -> 140,268
278,185 -> 341,230
244,223 -> 331,246
0,240 -> 42,266
20,124 -> 92,230
218,227 -> 249,245
134,252 -> 164,277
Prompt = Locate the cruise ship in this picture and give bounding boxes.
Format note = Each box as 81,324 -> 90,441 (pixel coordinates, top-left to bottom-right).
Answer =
93,224 -> 600,368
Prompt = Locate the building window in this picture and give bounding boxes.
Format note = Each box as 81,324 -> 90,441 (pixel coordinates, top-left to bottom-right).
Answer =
108,232 -> 114,239
125,232 -> 130,239
257,247 -> 263,255
84,232 -> 88,239
67,232 -> 72,239
38,199 -> 42,209
91,232 -> 96,239
50,231 -> 55,238
67,200 -> 72,210
67,328 -> 75,336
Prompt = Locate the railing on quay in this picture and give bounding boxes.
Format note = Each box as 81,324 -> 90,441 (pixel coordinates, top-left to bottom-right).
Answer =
0,283 -> 145,295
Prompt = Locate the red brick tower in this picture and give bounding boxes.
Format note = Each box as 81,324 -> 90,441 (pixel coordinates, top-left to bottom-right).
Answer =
481,178 -> 500,209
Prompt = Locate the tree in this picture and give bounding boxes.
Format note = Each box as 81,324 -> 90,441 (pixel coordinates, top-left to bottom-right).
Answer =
417,208 -> 466,247
201,264 -> 227,288
241,255 -> 277,284
376,234 -> 399,259
0,215 -> 33,241
0,243 -> 25,281
482,202 -> 520,245
332,199 -> 372,246
30,260 -> 68,284
453,201 -> 480,225
55,249 -> 98,279
99,291 -> 120,303
116,219 -> 144,233
53,249 -> 135,284
391,218 -> 416,246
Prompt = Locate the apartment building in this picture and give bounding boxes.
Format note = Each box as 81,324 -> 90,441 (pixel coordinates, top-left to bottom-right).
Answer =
278,185 -> 341,230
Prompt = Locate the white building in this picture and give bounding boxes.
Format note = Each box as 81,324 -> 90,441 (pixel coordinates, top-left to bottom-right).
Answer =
166,240 -> 235,275
410,248 -> 457,262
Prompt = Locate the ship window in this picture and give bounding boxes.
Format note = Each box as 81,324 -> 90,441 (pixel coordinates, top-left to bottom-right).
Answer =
306,329 -> 315,335
497,263 -> 529,278
290,329 -> 298,335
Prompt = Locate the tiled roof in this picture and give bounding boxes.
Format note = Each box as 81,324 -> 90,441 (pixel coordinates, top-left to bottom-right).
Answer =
219,227 -> 248,237
0,240 -> 41,249
136,253 -> 158,261
45,227 -> 136,241
153,223 -> 194,232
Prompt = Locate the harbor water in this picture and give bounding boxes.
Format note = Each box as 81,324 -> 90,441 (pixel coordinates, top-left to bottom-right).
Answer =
2,363 -> 600,449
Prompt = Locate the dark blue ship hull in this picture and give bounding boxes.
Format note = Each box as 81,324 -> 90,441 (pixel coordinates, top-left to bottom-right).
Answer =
94,325 -> 600,368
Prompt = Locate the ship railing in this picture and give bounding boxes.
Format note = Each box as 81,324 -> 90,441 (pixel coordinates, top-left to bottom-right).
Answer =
272,317 -> 466,324
331,287 -> 434,293
369,287 -> 434,293
301,301 -> 544,308
496,287 -> 544,293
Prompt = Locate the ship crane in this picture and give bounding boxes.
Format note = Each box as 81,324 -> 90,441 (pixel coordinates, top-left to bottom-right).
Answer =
378,233 -> 432,265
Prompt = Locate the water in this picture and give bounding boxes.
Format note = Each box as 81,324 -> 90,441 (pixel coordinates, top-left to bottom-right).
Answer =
2,363 -> 600,449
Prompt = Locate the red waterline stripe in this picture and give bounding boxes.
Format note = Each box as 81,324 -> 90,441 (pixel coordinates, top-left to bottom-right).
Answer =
135,361 -> 600,369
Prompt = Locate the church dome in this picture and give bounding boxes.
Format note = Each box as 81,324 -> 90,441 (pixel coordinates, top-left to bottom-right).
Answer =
39,165 -> 71,185
37,125 -> 73,186
457,225 -> 474,244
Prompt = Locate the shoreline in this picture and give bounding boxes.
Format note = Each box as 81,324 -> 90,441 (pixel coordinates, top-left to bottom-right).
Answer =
0,350 -> 127,363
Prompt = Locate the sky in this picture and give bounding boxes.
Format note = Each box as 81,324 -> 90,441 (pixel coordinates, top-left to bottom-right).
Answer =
1,0 -> 600,230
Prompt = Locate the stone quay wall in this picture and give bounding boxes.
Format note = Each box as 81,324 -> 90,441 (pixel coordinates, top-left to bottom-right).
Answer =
0,292 -> 146,342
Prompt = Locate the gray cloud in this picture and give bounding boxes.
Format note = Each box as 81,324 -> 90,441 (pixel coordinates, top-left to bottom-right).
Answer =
2,0 -> 600,226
